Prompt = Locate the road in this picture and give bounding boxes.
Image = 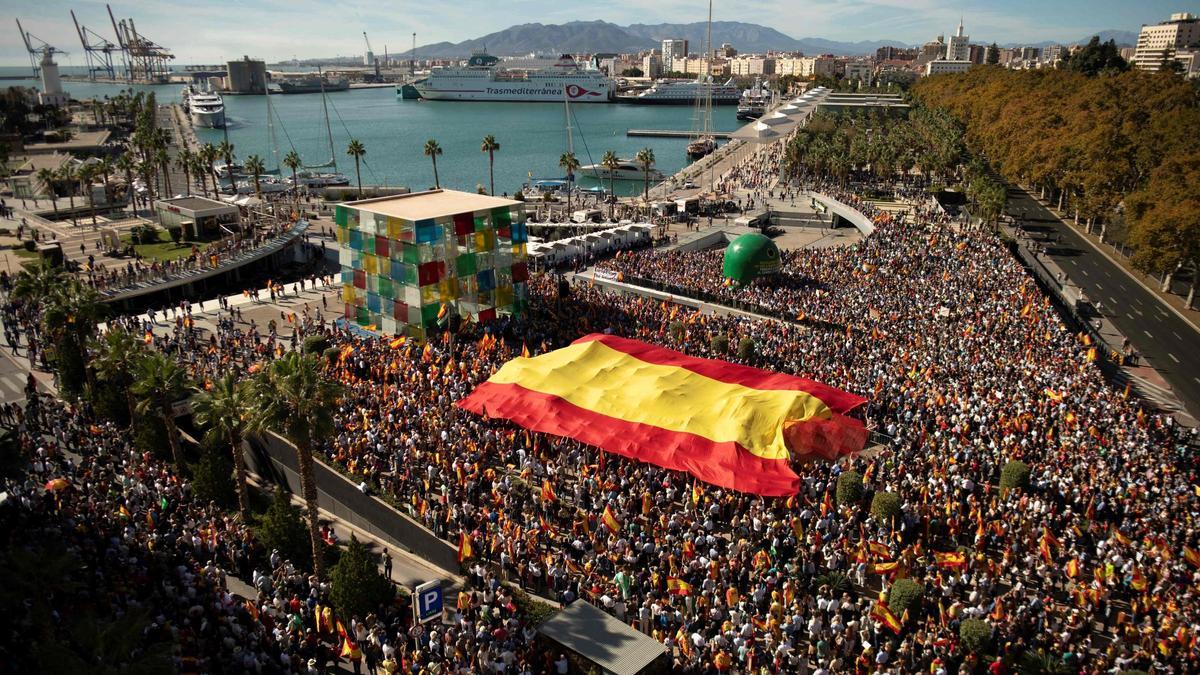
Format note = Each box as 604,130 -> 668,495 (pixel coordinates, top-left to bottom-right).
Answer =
1006,186 -> 1200,418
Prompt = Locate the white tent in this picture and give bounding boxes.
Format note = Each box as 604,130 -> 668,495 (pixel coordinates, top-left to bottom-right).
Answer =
761,111 -> 791,125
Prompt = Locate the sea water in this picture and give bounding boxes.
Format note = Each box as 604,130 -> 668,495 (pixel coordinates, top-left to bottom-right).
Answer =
3,70 -> 738,197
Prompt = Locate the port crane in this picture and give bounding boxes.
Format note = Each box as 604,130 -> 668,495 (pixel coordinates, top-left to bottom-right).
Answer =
14,18 -> 66,78
107,3 -> 174,83
71,10 -> 118,81
363,31 -> 381,81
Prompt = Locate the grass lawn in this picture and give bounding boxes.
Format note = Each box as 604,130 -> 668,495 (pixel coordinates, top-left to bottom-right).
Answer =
119,231 -> 207,263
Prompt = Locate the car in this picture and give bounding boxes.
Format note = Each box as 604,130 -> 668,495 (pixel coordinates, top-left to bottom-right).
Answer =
682,181 -> 698,189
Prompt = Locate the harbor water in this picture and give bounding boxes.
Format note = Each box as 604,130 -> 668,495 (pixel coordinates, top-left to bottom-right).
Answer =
4,70 -> 740,197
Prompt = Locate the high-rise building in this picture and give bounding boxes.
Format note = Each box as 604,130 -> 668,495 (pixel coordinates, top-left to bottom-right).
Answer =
947,19 -> 970,61
876,46 -> 918,61
642,53 -> 663,78
661,39 -> 688,72
1132,12 -> 1200,72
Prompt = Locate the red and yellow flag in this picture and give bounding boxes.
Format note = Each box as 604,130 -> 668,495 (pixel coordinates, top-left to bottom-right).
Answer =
934,551 -> 966,569
457,532 -> 473,563
601,505 -> 621,534
666,577 -> 693,596
871,600 -> 903,634
1184,546 -> 1200,568
456,334 -> 866,496
541,479 -> 557,503
390,336 -> 407,349
522,342 -> 532,358
1065,559 -> 1079,578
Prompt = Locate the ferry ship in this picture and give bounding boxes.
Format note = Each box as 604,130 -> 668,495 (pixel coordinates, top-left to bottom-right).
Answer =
277,75 -> 350,94
579,158 -> 664,181
615,78 -> 741,105
413,53 -> 613,103
736,77 -> 772,120
183,86 -> 226,128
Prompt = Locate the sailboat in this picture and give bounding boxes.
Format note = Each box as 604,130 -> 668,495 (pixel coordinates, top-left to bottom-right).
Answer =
290,69 -> 351,188
686,0 -> 717,160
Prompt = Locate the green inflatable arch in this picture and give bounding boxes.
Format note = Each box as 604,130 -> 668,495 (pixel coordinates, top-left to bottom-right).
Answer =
723,233 -> 781,284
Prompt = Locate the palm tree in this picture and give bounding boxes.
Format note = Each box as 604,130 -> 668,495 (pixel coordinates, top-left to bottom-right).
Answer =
282,150 -> 303,205
13,262 -> 66,304
423,139 -> 442,189
217,140 -> 235,173
77,164 -> 99,227
250,351 -> 344,577
174,148 -> 193,196
480,135 -> 500,195
635,148 -> 655,203
559,151 -> 580,214
346,140 -> 366,198
40,277 -> 104,398
601,150 -> 620,217
130,351 -> 190,471
115,154 -> 136,214
153,147 -> 172,196
95,158 -> 112,209
35,168 -> 59,217
189,154 -> 209,198
200,143 -> 219,196
244,154 -> 265,200
58,165 -> 78,225
192,372 -> 254,521
90,327 -> 146,423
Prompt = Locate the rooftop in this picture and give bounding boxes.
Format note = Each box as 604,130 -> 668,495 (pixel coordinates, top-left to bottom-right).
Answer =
537,601 -> 667,675
344,189 -> 521,221
156,196 -> 238,213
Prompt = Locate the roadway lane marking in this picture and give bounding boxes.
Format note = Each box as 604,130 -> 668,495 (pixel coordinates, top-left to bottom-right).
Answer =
1082,269 -> 1089,276
1168,353 -> 1180,363
1145,331 -> 1154,338
1133,308 -> 1144,316
1174,332 -> 1182,340
1195,377 -> 1200,385
1096,283 -> 1103,290
1118,284 -> 1128,291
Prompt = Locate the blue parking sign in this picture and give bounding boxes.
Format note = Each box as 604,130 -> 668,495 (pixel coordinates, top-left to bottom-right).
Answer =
413,580 -> 443,624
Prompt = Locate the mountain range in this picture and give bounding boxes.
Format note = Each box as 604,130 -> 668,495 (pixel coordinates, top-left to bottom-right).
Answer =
413,21 -> 1138,58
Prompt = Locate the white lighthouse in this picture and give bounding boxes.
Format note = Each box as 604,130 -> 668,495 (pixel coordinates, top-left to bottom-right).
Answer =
37,47 -> 70,108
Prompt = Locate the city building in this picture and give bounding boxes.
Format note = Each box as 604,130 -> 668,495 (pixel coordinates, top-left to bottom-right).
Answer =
947,19 -> 970,61
154,196 -> 240,240
876,46 -> 918,61
926,59 -> 973,75
673,56 -> 730,77
335,189 -> 529,338
844,60 -> 874,81
641,53 -> 663,79
968,44 -> 987,64
729,56 -> 776,76
661,39 -> 688,72
1132,13 -> 1200,72
1042,44 -> 1065,65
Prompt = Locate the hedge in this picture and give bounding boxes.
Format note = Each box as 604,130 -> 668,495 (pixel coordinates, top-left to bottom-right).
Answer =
960,618 -> 991,653
836,471 -> 863,506
887,578 -> 923,616
1000,460 -> 1030,493
871,491 -> 901,521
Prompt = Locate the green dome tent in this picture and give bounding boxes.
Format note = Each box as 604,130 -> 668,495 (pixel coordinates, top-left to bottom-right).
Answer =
723,233 -> 781,284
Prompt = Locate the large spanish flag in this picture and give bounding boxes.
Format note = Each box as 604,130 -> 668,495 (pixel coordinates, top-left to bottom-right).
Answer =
457,333 -> 867,496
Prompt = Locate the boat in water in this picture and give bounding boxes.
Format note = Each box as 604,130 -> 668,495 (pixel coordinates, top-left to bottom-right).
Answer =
736,77 -> 771,120
277,75 -> 350,94
289,170 -> 351,188
686,137 -> 716,159
413,52 -> 613,103
615,78 -> 740,105
183,85 -> 226,128
579,158 -> 664,181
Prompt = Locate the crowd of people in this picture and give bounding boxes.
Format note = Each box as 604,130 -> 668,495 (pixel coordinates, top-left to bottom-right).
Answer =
2,130 -> 1199,674
82,218 -> 308,296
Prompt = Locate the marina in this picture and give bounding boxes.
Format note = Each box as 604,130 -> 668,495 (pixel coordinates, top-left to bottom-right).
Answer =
627,129 -> 733,138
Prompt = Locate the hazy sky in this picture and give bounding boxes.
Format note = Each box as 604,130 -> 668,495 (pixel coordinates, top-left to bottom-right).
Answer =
2,0 -> 1181,65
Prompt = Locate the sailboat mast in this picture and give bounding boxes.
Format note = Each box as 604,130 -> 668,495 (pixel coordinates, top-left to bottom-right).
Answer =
267,84 -> 280,173
564,87 -> 574,155
704,0 -> 714,136
318,67 -> 337,171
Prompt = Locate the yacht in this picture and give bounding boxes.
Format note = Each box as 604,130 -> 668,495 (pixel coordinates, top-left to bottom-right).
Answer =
615,78 -> 741,105
736,77 -> 771,121
686,137 -> 716,159
580,159 -> 664,181
288,170 -> 351,188
188,91 -> 226,128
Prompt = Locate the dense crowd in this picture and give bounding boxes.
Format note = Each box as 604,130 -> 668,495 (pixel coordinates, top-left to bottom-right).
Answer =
2,133 -> 1199,674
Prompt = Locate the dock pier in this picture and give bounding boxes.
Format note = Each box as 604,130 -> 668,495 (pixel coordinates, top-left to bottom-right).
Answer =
627,129 -> 732,139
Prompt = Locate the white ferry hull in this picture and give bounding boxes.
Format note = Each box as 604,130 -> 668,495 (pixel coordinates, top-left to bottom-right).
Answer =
415,81 -> 612,103
191,107 -> 225,128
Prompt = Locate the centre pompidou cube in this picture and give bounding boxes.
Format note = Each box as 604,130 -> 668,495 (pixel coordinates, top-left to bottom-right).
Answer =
334,189 -> 529,339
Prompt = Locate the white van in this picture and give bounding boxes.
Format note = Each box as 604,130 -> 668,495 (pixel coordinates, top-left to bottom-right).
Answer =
571,209 -> 602,224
